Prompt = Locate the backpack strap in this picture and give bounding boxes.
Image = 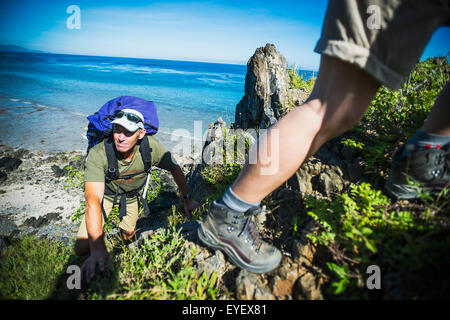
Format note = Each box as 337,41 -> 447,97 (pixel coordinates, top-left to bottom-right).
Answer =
138,136 -> 153,217
139,136 -> 152,173
104,135 -> 119,183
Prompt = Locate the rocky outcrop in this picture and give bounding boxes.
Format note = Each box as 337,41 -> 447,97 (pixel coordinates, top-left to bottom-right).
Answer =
235,44 -> 291,129
0,156 -> 23,172
234,44 -> 311,130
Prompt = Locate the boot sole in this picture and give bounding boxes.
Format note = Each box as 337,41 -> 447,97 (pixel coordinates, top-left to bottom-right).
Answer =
384,180 -> 421,200
197,222 -> 280,274
385,180 -> 444,200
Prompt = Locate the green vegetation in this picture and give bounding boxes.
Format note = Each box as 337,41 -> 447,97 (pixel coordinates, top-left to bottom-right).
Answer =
305,183 -> 449,297
200,127 -> 251,200
0,228 -> 221,300
348,56 -> 449,171
87,227 -> 220,300
306,183 -> 450,298
0,236 -> 73,299
63,156 -> 85,190
340,137 -> 364,150
288,67 -> 316,92
146,170 -> 162,204
71,200 -> 86,222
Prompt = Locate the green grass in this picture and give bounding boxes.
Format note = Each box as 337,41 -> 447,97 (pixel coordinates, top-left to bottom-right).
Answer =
86,227 -> 221,300
0,236 -> 73,299
0,227 -> 221,300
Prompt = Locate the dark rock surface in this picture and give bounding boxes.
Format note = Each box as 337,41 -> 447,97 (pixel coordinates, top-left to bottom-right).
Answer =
235,44 -> 291,129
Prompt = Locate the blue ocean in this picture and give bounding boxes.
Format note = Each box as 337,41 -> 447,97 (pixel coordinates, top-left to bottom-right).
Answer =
0,51 -> 315,153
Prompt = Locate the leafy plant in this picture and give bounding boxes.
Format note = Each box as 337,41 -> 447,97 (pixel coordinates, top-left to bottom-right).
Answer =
104,205 -> 121,232
305,182 -> 448,297
64,156 -> 85,190
340,138 -> 365,150
71,200 -> 86,222
200,128 -> 252,197
167,205 -> 186,227
146,170 -> 161,204
291,216 -> 302,237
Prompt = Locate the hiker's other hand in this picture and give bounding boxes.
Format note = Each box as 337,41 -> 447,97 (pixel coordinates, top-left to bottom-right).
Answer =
81,249 -> 110,284
183,198 -> 200,217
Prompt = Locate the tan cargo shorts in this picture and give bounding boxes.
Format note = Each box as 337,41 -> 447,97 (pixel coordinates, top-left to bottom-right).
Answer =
76,197 -> 140,238
314,0 -> 450,90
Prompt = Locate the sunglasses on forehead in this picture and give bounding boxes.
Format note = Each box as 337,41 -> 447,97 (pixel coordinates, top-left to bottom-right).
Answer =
113,110 -> 143,123
104,110 -> 159,132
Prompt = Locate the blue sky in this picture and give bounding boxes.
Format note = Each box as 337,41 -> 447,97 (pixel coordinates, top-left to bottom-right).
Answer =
0,0 -> 449,70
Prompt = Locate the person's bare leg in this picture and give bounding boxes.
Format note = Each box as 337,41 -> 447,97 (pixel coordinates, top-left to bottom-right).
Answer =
231,55 -> 381,203
385,81 -> 449,199
421,82 -> 450,135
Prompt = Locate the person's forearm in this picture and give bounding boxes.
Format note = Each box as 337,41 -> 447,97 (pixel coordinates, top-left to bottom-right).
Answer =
85,204 -> 107,253
171,165 -> 189,197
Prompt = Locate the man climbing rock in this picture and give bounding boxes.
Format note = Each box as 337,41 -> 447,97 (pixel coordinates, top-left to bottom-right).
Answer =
74,105 -> 199,283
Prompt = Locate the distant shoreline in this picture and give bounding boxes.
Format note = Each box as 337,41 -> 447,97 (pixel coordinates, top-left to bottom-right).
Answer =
0,49 -> 248,69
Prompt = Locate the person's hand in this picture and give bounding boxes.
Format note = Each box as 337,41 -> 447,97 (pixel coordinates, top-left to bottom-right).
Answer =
183,198 -> 200,217
81,249 -> 110,285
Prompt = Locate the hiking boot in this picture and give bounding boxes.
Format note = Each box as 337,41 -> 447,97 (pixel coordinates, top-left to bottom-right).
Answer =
197,201 -> 281,273
385,143 -> 450,200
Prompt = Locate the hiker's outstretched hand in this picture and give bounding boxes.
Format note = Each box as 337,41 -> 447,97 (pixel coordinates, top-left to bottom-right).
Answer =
81,249 -> 110,285
183,198 -> 200,217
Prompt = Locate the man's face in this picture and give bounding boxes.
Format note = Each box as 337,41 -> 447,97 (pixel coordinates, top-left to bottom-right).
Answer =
113,124 -> 146,154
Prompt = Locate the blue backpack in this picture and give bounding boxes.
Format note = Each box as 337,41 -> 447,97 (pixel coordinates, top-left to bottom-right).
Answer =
86,95 -> 159,152
85,96 -> 160,219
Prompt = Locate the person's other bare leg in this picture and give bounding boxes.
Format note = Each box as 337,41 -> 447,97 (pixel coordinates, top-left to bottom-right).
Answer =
231,55 -> 381,203
421,82 -> 450,136
384,81 -> 449,200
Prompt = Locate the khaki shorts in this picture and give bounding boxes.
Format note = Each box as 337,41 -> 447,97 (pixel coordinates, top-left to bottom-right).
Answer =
76,197 -> 140,238
314,0 -> 450,89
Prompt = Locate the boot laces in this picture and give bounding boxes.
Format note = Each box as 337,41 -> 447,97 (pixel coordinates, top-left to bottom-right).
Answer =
238,207 -> 263,252
430,148 -> 449,180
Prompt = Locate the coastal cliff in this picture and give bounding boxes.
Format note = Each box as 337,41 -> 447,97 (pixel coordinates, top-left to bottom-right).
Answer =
234,43 -> 309,129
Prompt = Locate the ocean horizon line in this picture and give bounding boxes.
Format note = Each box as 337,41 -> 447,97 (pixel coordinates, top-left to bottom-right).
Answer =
0,45 -> 318,73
